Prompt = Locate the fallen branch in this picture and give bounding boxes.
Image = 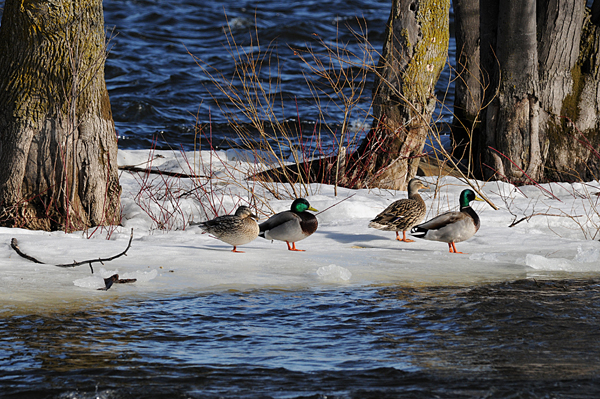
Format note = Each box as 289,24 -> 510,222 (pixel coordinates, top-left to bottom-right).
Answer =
119,165 -> 207,179
11,228 -> 134,274
99,274 -> 137,291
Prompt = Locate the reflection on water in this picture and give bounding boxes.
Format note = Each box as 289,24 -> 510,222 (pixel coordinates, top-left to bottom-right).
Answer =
2,279 -> 600,398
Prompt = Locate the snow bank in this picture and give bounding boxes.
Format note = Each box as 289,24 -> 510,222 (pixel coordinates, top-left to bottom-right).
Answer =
1,149 -> 599,306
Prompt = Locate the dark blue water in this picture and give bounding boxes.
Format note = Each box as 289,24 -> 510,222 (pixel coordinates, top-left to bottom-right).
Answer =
103,0 -> 381,150
102,0 -> 453,152
2,280 -> 600,398
1,0 -> 454,152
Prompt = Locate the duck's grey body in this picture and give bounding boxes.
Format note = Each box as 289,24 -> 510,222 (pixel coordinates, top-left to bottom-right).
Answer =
259,198 -> 318,251
411,189 -> 483,253
196,206 -> 259,252
412,207 -> 479,243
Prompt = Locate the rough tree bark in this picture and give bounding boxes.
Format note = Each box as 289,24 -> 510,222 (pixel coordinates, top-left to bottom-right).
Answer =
454,0 -> 600,183
348,0 -> 450,190
0,0 -> 121,231
483,0 -> 543,182
539,1 -> 600,182
257,0 -> 449,191
450,0 -> 482,164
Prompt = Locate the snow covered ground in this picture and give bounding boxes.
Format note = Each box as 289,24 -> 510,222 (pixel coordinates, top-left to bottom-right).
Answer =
1,149 -> 600,308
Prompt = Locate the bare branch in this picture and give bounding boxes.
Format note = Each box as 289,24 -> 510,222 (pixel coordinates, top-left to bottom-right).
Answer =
11,229 -> 134,274
508,213 -> 580,228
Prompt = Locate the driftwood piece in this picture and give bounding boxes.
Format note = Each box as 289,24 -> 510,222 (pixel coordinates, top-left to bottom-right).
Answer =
99,274 -> 137,291
10,228 -> 134,274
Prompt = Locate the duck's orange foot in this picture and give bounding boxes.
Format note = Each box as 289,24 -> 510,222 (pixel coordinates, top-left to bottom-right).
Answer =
396,231 -> 414,242
231,246 -> 245,253
286,242 -> 305,252
448,242 -> 465,254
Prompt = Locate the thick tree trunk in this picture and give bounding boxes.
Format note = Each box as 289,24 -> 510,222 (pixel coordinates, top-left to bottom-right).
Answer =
451,0 -> 482,164
541,2 -> 600,182
347,0 -> 449,190
0,0 -> 121,231
475,0 -> 600,183
483,0 -> 541,182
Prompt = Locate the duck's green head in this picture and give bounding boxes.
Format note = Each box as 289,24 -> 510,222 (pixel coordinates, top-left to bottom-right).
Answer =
459,189 -> 484,209
291,198 -> 318,213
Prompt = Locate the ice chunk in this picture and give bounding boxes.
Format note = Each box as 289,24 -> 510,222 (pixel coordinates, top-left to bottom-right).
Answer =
525,254 -> 571,270
121,269 -> 158,283
73,275 -> 106,290
524,252 -> 600,272
574,246 -> 600,263
316,264 -> 352,282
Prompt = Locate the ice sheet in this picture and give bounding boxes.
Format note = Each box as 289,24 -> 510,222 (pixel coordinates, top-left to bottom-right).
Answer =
1,149 -> 599,307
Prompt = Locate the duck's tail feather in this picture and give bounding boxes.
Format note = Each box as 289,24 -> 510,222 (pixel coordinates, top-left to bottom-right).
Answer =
368,221 -> 384,229
410,226 -> 427,239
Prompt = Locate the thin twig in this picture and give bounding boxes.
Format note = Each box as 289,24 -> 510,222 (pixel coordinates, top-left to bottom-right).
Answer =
488,146 -> 562,202
315,193 -> 356,216
508,213 -> 580,228
10,239 -> 44,264
11,229 -> 134,274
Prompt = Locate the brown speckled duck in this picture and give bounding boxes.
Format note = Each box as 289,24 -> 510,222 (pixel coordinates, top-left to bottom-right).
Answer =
369,178 -> 429,242
194,205 -> 259,253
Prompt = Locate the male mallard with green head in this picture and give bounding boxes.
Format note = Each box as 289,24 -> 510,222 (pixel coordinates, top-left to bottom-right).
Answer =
259,198 -> 318,251
194,205 -> 259,253
369,178 -> 429,242
411,189 -> 484,253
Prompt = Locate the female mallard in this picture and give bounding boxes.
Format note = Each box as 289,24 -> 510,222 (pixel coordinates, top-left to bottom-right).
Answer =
411,189 -> 484,253
259,198 -> 318,251
369,178 -> 429,242
195,205 -> 259,253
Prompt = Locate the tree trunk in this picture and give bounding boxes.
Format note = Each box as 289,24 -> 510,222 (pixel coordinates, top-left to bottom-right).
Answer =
475,0 -> 600,183
346,0 -> 450,190
540,1 -> 600,182
483,0 -> 541,182
0,0 -> 121,231
450,0 -> 482,165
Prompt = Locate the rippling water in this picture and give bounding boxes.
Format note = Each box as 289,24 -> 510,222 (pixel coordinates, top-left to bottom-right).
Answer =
100,0 -> 414,151
3,2 -> 600,398
1,0 -> 454,152
2,280 -> 600,397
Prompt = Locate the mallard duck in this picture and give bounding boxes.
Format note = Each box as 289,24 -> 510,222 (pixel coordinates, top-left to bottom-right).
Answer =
369,178 -> 429,242
411,189 -> 484,253
194,205 -> 259,253
259,198 -> 318,251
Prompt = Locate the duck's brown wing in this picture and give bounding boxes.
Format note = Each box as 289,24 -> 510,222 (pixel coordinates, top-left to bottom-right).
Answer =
369,199 -> 424,230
